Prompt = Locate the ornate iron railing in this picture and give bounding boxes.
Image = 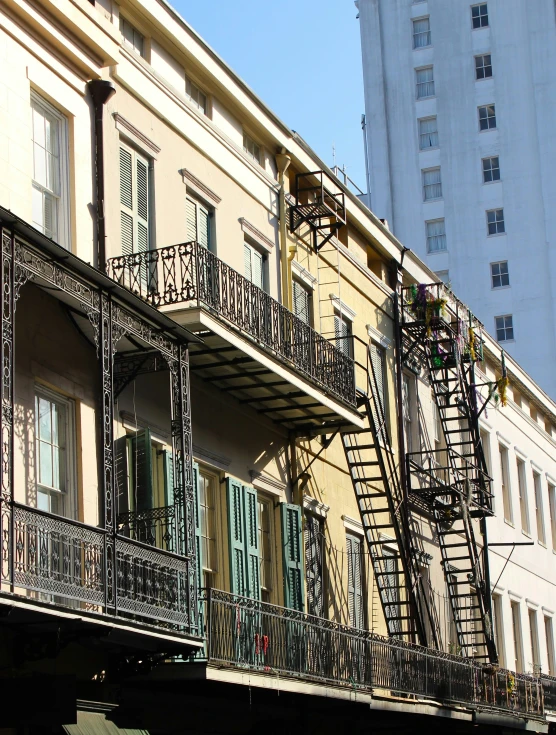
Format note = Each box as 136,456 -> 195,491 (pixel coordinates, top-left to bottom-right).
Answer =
542,675 -> 556,711
206,589 -> 543,718
106,243 -> 356,407
117,505 -> 176,552
9,503 -> 191,630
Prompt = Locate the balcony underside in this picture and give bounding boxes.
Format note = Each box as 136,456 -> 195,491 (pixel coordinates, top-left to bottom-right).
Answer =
168,307 -> 365,434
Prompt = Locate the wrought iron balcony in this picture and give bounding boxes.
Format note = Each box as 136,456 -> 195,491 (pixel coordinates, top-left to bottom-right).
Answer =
106,244 -> 356,411
117,505 -> 176,553
8,502 -> 191,631
205,589 -> 544,719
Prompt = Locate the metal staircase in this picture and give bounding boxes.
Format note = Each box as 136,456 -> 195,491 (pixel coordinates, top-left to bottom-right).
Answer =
401,283 -> 497,662
341,340 -> 440,647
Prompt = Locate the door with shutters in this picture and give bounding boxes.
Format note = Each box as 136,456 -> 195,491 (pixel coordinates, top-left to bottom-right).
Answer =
187,196 -> 215,304
119,143 -> 152,290
369,341 -> 388,441
334,312 -> 353,358
346,534 -> 365,629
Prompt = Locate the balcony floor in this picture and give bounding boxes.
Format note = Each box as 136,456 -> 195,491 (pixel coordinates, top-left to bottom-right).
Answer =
168,307 -> 365,435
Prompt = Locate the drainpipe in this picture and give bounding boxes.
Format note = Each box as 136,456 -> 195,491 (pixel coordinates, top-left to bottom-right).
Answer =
88,79 -> 116,273
276,148 -> 292,309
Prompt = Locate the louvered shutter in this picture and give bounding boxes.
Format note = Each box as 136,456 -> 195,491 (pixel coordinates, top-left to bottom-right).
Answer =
244,243 -> 252,283
252,248 -> 264,290
130,429 -> 153,512
280,503 -> 304,611
163,450 -> 174,506
305,514 -> 324,617
120,147 -> 134,257
119,145 -> 150,259
370,343 -> 386,438
186,198 -> 197,242
136,157 -> 149,254
334,313 -> 351,356
244,485 -> 260,600
347,534 -> 364,629
293,281 -> 310,325
193,463 -> 203,590
198,206 -> 210,250
227,477 -> 246,596
114,435 -> 130,515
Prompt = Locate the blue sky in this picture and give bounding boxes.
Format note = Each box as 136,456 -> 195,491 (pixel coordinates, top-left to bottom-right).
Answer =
172,0 -> 367,191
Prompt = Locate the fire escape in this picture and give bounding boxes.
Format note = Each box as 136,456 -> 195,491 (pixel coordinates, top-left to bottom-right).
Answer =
400,283 -> 497,662
289,171 -> 346,252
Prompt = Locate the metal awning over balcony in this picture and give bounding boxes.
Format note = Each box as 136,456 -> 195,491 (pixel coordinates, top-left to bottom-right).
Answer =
107,243 -> 365,434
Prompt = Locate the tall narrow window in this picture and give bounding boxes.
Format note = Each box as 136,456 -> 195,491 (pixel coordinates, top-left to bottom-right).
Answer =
426,219 -> 447,252
35,389 -> 75,518
548,483 -> 556,553
471,3 -> 489,29
492,594 -> 505,667
120,144 -> 150,258
186,196 -> 212,250
243,132 -> 262,165
334,312 -> 353,358
517,458 -> 530,534
416,66 -> 435,98
244,241 -> 266,290
546,616 -> 556,676
423,168 -> 442,201
31,93 -> 69,248
529,608 -> 541,673
305,513 -> 324,617
292,279 -> 311,326
419,117 -> 439,149
499,444 -> 513,523
258,496 -> 273,603
120,15 -> 145,57
479,104 -> 497,131
533,471 -> 546,544
199,469 -> 217,589
346,534 -> 365,629
413,17 -> 431,48
185,76 -> 207,115
511,600 -> 524,672
475,54 -> 492,79
483,156 -> 500,182
370,342 -> 387,437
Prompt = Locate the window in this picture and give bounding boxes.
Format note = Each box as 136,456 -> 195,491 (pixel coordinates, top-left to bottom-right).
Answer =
546,616 -> 556,676
529,608 -> 541,673
186,196 -> 212,250
413,17 -> 431,48
416,66 -> 435,98
499,444 -> 513,523
483,156 -> 500,182
120,144 -> 151,258
435,270 -> 449,284
226,480 -> 260,599
35,388 -> 75,518
346,534 -> 365,629
423,167 -> 442,201
334,312 -> 353,358
258,496 -> 273,603
419,117 -> 439,149
479,104 -> 496,131
487,208 -> 505,235
495,315 -> 514,342
533,471 -> 546,545
492,594 -> 505,667
475,54 -> 492,79
199,469 -> 218,588
305,513 -> 324,617
120,15 -> 145,57
491,261 -> 509,289
185,76 -> 207,115
292,279 -> 312,326
243,132 -> 261,165
511,600 -> 524,672
244,241 -> 266,290
426,219 -> 447,252
548,483 -> 556,552
31,93 -> 69,248
472,3 -> 489,28
517,458 -> 530,534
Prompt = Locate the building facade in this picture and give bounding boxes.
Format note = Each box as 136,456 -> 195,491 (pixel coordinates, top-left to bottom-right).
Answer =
1,0 -> 556,732
358,0 -> 556,398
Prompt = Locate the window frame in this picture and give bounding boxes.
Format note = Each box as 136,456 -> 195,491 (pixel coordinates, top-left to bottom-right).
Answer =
292,277 -> 312,327
415,66 -> 435,99
478,104 -> 497,132
418,116 -> 439,150
475,53 -> 493,80
511,600 -> 524,673
482,156 -> 500,183
31,91 -> 71,250
548,482 -> 556,553
186,194 -> 214,251
257,493 -> 275,603
492,593 -> 505,667
334,310 -> 353,358
198,466 -> 219,589
533,471 -> 546,545
412,16 -> 431,49
545,615 -> 556,676
119,14 -> 146,58
495,315 -> 514,343
346,532 -> 366,629
422,166 -> 442,201
486,208 -> 505,236
499,443 -> 513,524
516,458 -> 530,535
426,218 -> 447,253
119,141 -> 153,258
244,239 -> 267,292
243,131 -> 263,167
185,75 -> 208,116
471,3 -> 489,29
529,607 -> 541,673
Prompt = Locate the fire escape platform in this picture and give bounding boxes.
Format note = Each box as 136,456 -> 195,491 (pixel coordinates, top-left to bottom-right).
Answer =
167,307 -> 365,434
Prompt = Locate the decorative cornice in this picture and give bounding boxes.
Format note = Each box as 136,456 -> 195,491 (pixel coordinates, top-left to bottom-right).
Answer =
303,494 -> 330,519
240,218 -> 275,252
367,324 -> 391,349
250,470 -> 286,497
292,260 -> 317,290
193,444 -> 230,471
119,411 -> 168,439
113,113 -> 161,157
342,514 -> 363,535
180,168 -> 222,206
329,294 -> 356,321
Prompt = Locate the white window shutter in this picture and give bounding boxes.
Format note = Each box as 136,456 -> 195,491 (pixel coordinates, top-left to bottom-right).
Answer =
244,242 -> 252,282
198,207 -> 210,249
186,198 -> 198,242
119,147 -> 133,210
252,248 -> 264,290
293,280 -> 310,325
120,145 -> 150,257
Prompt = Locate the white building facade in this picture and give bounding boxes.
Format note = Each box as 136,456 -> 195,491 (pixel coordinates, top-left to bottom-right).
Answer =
358,0 -> 556,398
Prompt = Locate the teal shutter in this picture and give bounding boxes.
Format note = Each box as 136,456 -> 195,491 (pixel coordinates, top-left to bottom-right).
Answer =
163,449 -> 174,506
130,429 -> 152,512
114,435 -> 130,515
194,463 -> 203,590
227,477 -> 246,596
281,503 -> 304,611
244,485 -> 260,600
347,534 -> 364,629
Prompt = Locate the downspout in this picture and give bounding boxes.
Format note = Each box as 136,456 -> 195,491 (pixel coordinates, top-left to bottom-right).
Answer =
88,79 -> 116,273
276,148 -> 292,309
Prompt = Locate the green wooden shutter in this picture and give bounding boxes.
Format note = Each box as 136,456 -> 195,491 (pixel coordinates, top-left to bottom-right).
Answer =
244,485 -> 260,600
114,435 -> 130,515
163,449 -> 174,506
280,503 -> 304,611
130,428 -> 153,512
120,147 -> 134,257
227,477 -> 246,596
347,534 -> 364,629
186,197 -> 197,242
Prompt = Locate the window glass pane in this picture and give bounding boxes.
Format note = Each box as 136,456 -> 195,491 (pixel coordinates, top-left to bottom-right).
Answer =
416,67 -> 434,98
419,117 -> 438,149
423,168 -> 442,200
426,219 -> 446,252
413,17 -> 431,48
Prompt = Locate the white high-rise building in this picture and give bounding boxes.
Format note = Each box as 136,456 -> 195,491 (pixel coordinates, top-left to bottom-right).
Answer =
358,0 -> 556,397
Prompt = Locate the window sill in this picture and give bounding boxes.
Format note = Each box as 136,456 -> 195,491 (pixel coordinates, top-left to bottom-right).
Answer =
479,128 -> 498,134
504,519 -> 515,528
427,249 -> 448,256
419,146 -> 440,152
487,232 -> 506,239
423,198 -> 443,203
491,285 -> 511,291
416,95 -> 436,101
498,339 -> 515,344
483,180 -> 502,186
475,77 -> 494,82
521,530 -> 532,539
413,45 -> 433,51
538,540 -> 547,549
